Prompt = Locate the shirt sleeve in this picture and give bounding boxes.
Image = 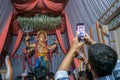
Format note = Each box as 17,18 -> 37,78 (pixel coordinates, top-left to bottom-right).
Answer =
55,70 -> 69,80
113,60 -> 120,80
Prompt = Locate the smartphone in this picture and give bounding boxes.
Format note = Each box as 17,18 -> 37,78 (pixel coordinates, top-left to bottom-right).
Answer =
76,23 -> 85,41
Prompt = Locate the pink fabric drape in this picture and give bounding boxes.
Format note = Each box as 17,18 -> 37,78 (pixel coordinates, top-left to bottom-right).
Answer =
0,12 -> 13,55
13,0 -> 38,11
56,28 -> 67,54
65,12 -> 80,69
43,0 -> 64,11
11,30 -> 23,57
37,0 -> 47,13
13,0 -> 65,11
11,19 -> 20,34
13,0 -> 65,12
73,58 -> 80,69
65,12 -> 74,46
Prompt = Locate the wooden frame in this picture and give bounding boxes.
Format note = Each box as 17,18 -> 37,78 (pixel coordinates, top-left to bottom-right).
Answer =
96,21 -> 101,43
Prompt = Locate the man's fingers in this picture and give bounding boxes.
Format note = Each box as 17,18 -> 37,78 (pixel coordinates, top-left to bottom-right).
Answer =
78,42 -> 84,47
76,31 -> 78,37
85,32 -> 88,36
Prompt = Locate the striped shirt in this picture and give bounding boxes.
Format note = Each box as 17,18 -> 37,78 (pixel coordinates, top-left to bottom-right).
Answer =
113,60 -> 120,80
94,75 -> 115,80
95,60 -> 120,80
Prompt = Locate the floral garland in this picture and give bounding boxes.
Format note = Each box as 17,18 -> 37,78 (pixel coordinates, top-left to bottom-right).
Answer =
17,15 -> 61,31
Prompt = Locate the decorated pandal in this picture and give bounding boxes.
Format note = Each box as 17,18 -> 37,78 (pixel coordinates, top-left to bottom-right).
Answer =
0,0 -> 74,79
1,0 -> 120,80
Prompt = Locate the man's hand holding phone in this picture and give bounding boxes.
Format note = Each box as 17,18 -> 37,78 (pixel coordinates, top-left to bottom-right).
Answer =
84,33 -> 96,45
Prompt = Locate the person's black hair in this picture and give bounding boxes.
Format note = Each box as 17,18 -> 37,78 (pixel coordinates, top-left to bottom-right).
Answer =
48,72 -> 55,79
85,64 -> 93,80
79,71 -> 85,77
34,66 -> 47,80
68,71 -> 71,75
26,76 -> 34,80
88,43 -> 118,77
26,73 -> 35,80
78,71 -> 86,80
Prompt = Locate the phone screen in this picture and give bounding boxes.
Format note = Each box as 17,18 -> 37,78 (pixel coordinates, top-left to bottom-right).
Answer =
76,23 -> 85,41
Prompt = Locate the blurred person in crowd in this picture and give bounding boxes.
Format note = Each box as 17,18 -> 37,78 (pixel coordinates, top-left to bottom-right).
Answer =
46,72 -> 55,80
78,71 -> 86,80
68,71 -> 75,80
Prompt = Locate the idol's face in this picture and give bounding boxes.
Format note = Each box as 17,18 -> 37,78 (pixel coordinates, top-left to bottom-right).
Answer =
38,34 -> 45,42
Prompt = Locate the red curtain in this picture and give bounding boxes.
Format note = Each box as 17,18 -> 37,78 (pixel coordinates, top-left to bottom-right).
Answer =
65,12 -> 74,46
65,12 -> 80,69
43,0 -> 64,11
13,0 -> 65,12
0,12 -> 13,55
56,28 -> 67,54
11,30 -> 23,57
13,0 -> 38,11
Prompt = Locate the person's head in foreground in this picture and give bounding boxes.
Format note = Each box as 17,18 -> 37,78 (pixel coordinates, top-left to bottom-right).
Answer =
88,43 -> 118,78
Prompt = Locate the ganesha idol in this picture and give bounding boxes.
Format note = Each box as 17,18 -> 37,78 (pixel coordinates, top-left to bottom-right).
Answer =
25,31 -> 58,70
